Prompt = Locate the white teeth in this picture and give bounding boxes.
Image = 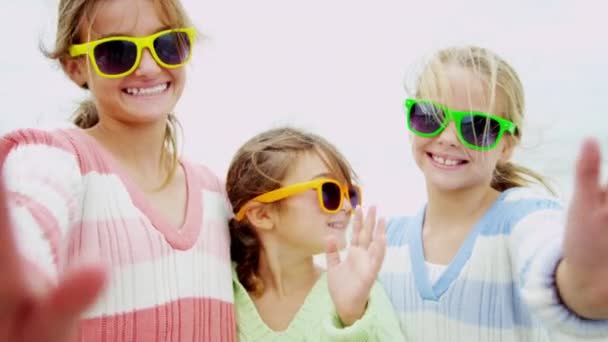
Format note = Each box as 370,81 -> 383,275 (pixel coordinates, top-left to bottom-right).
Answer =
328,222 -> 346,229
432,154 -> 462,166
125,83 -> 168,96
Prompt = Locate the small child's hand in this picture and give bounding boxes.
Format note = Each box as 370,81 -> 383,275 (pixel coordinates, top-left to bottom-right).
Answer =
325,206 -> 386,326
559,138 -> 608,319
0,175 -> 107,342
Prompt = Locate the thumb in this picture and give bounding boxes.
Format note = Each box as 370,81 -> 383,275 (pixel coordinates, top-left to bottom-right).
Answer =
573,138 -> 602,205
325,236 -> 341,269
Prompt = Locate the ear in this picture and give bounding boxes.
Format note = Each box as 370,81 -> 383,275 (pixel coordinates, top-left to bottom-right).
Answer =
61,56 -> 89,88
499,137 -> 515,163
244,202 -> 276,231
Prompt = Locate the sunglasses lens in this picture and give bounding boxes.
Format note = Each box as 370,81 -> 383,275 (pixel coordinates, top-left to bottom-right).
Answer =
409,102 -> 445,134
460,115 -> 501,147
154,31 -> 192,65
348,186 -> 361,209
321,182 -> 342,211
94,40 -> 137,75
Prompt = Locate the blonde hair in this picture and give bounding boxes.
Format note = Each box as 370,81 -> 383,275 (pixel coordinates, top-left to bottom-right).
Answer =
42,0 -> 192,188
409,46 -> 554,194
226,127 -> 357,296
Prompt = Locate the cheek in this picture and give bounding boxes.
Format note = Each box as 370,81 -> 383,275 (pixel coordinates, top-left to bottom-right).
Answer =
169,68 -> 186,86
470,151 -> 502,174
281,194 -> 324,221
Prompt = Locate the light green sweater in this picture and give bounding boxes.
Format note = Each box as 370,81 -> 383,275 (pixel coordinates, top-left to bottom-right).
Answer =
233,269 -> 407,341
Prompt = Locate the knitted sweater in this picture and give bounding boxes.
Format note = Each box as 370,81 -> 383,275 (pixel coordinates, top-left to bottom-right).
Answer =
233,267 -> 407,341
1,127 -> 235,341
380,187 -> 608,341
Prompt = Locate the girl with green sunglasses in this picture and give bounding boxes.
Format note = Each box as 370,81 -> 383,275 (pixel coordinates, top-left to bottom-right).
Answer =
379,45 -> 608,341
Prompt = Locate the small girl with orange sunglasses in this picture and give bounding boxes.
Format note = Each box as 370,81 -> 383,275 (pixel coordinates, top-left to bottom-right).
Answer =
226,127 -> 406,341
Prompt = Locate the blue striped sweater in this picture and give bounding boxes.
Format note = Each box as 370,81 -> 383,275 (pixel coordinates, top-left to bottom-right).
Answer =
380,187 -> 608,341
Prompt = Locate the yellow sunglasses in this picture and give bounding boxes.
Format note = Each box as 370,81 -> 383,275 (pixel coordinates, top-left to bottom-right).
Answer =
235,178 -> 362,221
69,28 -> 196,79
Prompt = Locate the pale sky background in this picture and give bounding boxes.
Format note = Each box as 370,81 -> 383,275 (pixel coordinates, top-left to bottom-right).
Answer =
1,0 -> 606,217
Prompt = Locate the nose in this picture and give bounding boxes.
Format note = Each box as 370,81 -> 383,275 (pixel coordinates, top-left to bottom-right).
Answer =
341,190 -> 354,212
436,121 -> 460,147
133,48 -> 162,76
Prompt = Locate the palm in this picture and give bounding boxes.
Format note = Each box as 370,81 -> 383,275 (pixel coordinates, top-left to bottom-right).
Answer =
325,206 -> 386,325
563,139 -> 608,283
0,174 -> 106,342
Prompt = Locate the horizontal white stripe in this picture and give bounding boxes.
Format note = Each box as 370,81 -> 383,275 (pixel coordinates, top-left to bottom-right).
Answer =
383,236 -> 517,284
4,144 -> 82,232
509,208 -> 564,272
397,310 -> 552,341
80,173 -> 231,223
83,250 -> 233,318
381,245 -> 413,274
503,187 -> 560,203
9,204 -> 57,279
80,173 -> 141,221
201,190 -> 231,222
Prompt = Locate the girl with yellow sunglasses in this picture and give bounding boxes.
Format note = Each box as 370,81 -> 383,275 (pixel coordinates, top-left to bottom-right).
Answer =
226,127 -> 406,341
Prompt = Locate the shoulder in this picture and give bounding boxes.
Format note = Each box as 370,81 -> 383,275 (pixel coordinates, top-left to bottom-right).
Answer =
1,127 -> 84,175
182,160 -> 225,194
482,187 -> 564,236
496,187 -> 563,220
386,215 -> 418,247
1,127 -> 79,157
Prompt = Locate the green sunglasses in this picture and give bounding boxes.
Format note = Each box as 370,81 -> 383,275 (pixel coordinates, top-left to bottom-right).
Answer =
404,98 -> 517,151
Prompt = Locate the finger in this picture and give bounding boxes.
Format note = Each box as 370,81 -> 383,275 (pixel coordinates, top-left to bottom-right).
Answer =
23,264 -> 106,342
350,207 -> 363,246
369,218 -> 387,273
325,236 -> 341,269
573,138 -> 602,206
0,175 -> 28,316
0,175 -> 23,284
359,206 -> 377,248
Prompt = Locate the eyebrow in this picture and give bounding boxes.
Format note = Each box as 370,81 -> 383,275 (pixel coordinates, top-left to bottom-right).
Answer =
310,172 -> 334,180
96,25 -> 172,39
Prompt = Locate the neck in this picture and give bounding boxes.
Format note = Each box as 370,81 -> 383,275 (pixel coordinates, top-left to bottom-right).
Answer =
86,115 -> 173,188
425,183 -> 500,233
256,238 -> 320,298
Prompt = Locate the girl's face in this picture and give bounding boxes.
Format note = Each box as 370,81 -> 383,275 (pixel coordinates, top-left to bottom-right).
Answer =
410,63 -> 514,193
270,151 -> 353,256
66,0 -> 187,126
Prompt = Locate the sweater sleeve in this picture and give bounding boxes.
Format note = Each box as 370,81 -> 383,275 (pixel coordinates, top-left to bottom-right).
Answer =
321,281 -> 408,341
0,128 -> 83,282
507,190 -> 608,339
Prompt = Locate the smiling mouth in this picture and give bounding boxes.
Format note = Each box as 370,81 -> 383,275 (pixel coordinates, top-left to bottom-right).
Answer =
427,152 -> 469,166
327,222 -> 347,230
123,82 -> 170,96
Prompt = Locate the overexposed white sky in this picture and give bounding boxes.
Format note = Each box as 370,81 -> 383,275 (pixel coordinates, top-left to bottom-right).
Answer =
1,0 -> 606,216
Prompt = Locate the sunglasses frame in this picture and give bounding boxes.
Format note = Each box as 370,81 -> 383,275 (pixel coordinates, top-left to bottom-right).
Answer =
69,28 -> 196,79
404,98 -> 517,151
234,178 -> 362,221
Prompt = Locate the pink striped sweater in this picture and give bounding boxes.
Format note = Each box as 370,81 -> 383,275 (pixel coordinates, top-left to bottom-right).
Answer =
0,127 -> 235,342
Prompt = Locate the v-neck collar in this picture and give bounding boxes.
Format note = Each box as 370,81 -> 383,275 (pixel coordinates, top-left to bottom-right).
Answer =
233,269 -> 328,340
66,128 -> 203,250
410,189 -> 513,301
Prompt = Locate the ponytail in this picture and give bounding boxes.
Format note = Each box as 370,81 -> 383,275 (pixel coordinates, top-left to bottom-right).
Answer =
229,217 -> 264,297
72,99 -> 99,128
492,161 -> 555,195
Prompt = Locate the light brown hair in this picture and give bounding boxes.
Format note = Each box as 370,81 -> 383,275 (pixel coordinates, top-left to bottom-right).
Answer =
226,127 -> 356,296
42,0 -> 192,188
410,45 -> 554,193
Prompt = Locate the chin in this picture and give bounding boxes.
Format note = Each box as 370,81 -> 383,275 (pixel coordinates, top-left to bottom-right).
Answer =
426,176 -> 471,192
